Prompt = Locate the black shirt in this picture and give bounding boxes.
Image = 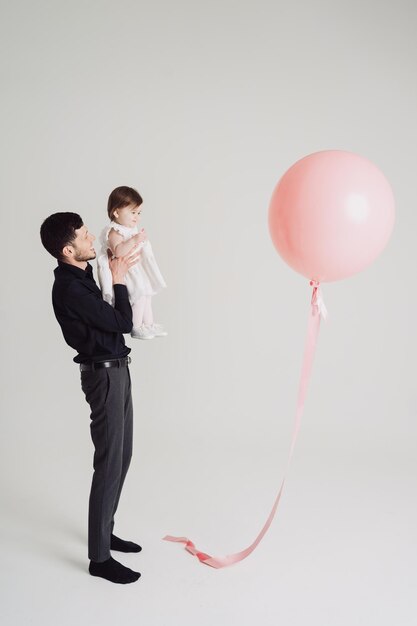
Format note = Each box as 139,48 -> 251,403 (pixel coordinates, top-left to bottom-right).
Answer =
52,261 -> 132,364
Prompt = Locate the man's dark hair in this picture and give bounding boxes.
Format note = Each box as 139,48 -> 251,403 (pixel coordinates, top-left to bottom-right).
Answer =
107,186 -> 143,220
40,212 -> 84,260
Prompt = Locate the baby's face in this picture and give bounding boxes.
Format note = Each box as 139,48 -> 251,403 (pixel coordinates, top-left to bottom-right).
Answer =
113,203 -> 142,228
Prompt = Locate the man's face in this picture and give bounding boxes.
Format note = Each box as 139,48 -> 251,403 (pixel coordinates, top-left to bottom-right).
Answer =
70,224 -> 96,262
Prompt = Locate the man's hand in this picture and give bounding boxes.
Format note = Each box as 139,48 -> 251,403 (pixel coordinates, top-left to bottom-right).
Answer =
107,245 -> 142,285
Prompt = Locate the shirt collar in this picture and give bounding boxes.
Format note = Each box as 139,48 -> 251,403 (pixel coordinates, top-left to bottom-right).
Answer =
56,260 -> 94,280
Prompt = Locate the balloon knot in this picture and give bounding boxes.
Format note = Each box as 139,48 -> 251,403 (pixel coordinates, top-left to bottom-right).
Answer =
309,280 -> 328,320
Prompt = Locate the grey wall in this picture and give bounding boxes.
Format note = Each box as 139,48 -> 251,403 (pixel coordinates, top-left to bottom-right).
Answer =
1,1 -> 416,624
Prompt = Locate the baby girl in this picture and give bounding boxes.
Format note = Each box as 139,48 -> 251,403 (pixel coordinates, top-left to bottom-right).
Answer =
97,186 -> 167,339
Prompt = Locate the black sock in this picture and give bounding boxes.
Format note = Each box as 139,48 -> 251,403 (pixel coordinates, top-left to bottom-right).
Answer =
89,556 -> 141,584
111,533 -> 142,553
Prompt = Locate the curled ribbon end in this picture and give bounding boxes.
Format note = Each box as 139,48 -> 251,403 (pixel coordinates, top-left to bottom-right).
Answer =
163,536 -> 215,564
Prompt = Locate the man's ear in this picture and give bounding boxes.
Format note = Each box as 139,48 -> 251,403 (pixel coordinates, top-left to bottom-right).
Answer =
62,245 -> 73,259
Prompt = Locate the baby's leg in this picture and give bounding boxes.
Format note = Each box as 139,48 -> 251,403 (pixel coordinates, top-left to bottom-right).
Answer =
143,296 -> 154,326
132,297 -> 146,329
142,297 -> 167,337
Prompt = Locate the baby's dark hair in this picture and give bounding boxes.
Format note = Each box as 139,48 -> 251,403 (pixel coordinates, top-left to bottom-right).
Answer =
107,186 -> 143,220
40,212 -> 83,260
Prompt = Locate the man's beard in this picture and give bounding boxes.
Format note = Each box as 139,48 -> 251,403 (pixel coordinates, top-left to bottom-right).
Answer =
74,249 -> 96,262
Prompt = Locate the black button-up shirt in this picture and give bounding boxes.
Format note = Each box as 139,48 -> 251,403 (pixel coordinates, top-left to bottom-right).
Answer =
52,261 -> 132,364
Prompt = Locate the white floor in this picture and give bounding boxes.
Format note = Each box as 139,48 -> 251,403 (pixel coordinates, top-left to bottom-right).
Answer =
1,439 -> 416,626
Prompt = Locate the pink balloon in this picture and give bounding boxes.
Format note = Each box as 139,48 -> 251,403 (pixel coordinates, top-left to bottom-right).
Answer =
268,150 -> 395,282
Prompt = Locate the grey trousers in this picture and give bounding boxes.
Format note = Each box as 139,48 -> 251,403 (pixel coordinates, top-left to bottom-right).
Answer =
80,364 -> 133,562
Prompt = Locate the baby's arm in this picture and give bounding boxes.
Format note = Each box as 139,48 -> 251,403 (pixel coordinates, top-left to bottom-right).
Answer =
108,228 -> 146,258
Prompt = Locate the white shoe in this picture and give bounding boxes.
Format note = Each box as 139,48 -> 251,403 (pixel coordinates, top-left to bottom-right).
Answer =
131,325 -> 155,340
147,323 -> 167,337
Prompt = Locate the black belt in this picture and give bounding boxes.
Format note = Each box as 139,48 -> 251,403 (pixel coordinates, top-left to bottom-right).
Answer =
80,356 -> 131,371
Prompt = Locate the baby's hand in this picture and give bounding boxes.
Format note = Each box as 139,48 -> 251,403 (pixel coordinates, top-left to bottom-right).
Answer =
136,229 -> 147,244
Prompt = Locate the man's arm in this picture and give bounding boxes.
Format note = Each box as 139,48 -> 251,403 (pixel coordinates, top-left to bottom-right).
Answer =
65,246 -> 142,334
66,282 -> 133,334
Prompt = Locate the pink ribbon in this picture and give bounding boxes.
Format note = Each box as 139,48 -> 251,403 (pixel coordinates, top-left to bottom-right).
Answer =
163,280 -> 326,569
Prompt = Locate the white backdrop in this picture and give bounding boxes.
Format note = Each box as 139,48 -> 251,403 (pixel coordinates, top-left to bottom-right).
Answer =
1,1 -> 416,624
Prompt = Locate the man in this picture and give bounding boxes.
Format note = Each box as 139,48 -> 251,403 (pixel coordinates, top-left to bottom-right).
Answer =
40,212 -> 142,584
